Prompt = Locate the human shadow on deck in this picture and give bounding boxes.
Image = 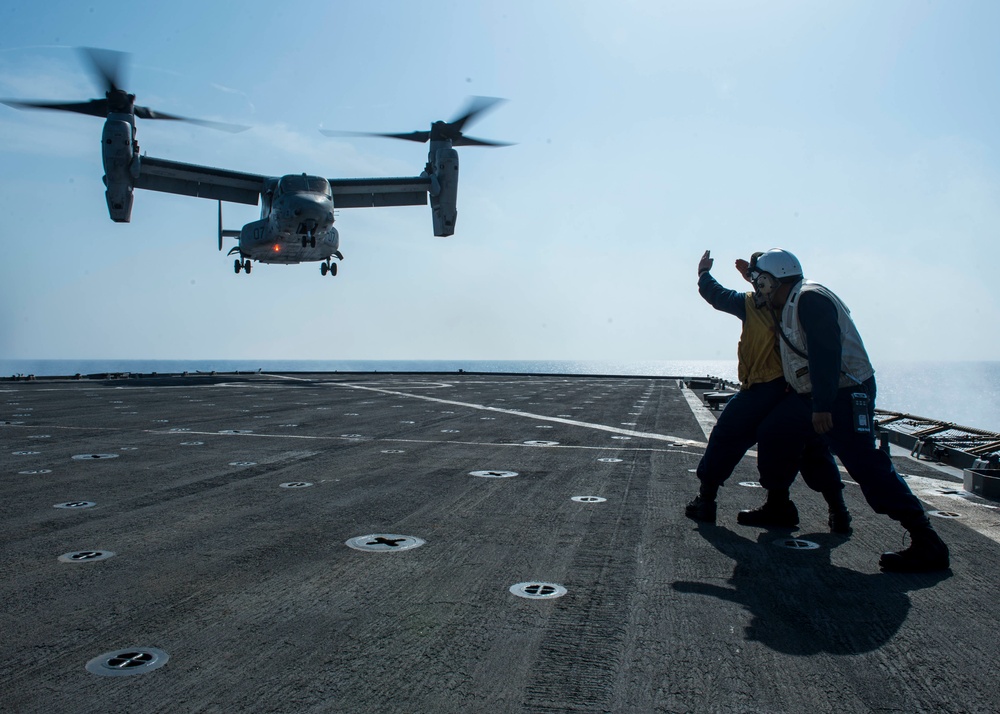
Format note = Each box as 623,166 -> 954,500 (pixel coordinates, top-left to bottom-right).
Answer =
672,524 -> 950,656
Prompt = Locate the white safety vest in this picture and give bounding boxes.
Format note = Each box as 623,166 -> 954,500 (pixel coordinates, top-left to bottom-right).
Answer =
778,281 -> 874,395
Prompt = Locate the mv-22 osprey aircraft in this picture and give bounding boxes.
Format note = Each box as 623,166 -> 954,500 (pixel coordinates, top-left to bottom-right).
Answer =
2,48 -> 510,277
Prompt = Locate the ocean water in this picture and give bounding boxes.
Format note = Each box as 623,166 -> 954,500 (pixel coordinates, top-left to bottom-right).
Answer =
2,359 -> 998,432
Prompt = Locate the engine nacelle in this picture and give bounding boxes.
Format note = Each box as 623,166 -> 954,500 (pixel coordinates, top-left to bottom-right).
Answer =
429,146 -> 459,237
101,117 -> 135,223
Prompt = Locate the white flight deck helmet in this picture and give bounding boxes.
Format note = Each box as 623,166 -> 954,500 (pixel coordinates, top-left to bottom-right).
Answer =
750,248 -> 803,300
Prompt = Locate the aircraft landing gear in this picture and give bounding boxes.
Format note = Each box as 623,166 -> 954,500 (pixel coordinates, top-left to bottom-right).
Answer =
234,258 -> 252,275
321,260 -> 338,277
234,258 -> 242,274
302,231 -> 316,248
243,259 -> 252,274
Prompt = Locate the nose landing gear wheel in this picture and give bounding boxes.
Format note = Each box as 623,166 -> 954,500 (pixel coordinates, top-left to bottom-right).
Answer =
321,261 -> 338,277
320,263 -> 328,276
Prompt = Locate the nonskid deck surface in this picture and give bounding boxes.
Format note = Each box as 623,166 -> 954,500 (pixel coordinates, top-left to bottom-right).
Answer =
1,373 -> 998,713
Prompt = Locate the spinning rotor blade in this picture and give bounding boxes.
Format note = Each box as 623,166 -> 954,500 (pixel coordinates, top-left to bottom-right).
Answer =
448,96 -> 505,134
320,96 -> 512,147
134,106 -> 249,133
1,98 -> 109,118
319,129 -> 431,143
0,47 -> 247,132
79,47 -> 127,94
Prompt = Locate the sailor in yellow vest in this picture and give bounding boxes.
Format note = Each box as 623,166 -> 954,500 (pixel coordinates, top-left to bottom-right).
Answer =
685,250 -> 851,531
751,248 -> 949,572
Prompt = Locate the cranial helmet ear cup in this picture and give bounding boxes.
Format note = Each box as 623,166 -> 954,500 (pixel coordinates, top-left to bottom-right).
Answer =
753,272 -> 779,297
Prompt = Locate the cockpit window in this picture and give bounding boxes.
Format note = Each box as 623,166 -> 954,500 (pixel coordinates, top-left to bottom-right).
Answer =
276,175 -> 331,197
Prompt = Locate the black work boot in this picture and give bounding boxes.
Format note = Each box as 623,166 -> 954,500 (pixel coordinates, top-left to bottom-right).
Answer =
823,489 -> 852,534
737,498 -> 799,528
828,508 -> 853,534
685,495 -> 717,523
879,527 -> 950,572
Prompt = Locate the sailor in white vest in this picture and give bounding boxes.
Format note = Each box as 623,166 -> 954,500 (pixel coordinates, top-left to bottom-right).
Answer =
750,249 -> 949,572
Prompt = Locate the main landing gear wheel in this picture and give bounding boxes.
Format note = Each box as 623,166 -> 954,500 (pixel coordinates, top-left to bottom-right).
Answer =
321,261 -> 338,277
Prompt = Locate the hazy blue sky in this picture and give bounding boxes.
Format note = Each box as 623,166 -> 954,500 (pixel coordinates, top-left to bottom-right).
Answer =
1,0 -> 998,362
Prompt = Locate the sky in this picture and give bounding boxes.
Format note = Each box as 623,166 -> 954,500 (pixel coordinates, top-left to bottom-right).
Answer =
1,0 -> 999,363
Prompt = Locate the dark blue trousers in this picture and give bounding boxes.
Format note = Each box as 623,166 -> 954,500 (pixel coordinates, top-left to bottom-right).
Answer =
696,378 -> 842,494
756,377 -> 927,524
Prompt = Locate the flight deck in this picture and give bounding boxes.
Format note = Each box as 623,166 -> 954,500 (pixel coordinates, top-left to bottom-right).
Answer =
1,372 -> 998,713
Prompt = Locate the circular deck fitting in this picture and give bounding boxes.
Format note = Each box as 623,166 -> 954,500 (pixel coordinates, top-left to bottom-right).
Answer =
219,429 -> 254,434
480,417 -> 496,420
12,451 -> 40,456
381,449 -> 406,454
86,647 -> 168,677
277,424 -> 298,428
119,447 -> 138,451
228,461 -> 257,467
54,501 -> 96,509
611,436 -> 632,441
340,434 -> 367,439
739,481 -> 763,488
59,550 -> 115,563
598,458 -> 623,463
19,469 -> 52,475
168,428 -> 191,433
620,422 -> 637,426
400,420 -> 415,424
280,482 -> 313,489
344,413 -> 360,416
535,425 -> 553,429
571,496 -> 607,503
929,510 -> 962,519
180,441 -> 204,446
72,454 -> 119,460
509,582 -> 567,600
775,538 -> 820,551
441,429 -> 460,434
152,420 -> 169,423
523,440 -> 559,447
1,421 -> 25,426
346,534 -> 426,552
470,470 -> 518,478
27,435 -> 51,439
556,414 -> 572,418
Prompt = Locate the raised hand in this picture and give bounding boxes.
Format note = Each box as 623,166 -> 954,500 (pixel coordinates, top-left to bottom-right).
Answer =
698,250 -> 713,276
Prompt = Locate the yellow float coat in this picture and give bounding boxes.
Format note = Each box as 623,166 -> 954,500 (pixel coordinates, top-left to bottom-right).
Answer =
738,293 -> 784,389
